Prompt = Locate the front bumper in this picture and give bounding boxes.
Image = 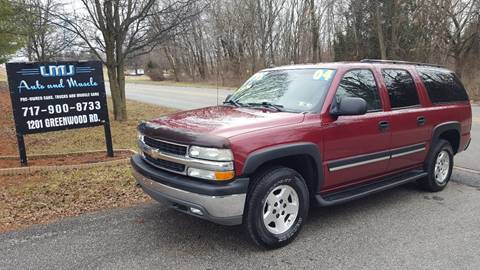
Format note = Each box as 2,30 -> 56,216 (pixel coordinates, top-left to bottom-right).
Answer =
131,155 -> 248,225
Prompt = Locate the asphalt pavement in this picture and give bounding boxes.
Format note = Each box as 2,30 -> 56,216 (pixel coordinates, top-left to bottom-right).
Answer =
1,83 -> 479,269
454,105 -> 480,171
1,176 -> 479,270
106,82 -> 234,111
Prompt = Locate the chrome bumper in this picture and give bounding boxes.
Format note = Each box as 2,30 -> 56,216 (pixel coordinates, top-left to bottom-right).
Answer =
133,169 -> 246,225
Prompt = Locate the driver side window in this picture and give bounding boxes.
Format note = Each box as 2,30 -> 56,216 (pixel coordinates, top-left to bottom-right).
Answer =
335,69 -> 382,112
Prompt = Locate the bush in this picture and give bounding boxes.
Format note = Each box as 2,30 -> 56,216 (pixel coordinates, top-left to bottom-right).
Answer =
145,60 -> 165,81
146,68 -> 165,81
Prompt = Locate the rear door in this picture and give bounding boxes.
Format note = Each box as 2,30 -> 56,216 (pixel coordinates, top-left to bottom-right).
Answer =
379,68 -> 430,172
322,68 -> 391,189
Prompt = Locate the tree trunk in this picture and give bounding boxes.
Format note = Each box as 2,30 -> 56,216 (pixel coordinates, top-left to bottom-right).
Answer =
106,63 -> 127,121
390,0 -> 400,59
164,47 -> 180,82
375,5 -> 387,59
454,51 -> 464,79
310,0 -> 319,62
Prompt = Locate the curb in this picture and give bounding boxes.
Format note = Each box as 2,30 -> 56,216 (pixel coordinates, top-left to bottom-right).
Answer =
454,166 -> 480,175
0,149 -> 137,176
0,149 -> 136,160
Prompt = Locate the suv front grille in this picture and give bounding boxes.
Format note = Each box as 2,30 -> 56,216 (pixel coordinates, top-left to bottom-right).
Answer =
144,154 -> 186,173
143,136 -> 187,156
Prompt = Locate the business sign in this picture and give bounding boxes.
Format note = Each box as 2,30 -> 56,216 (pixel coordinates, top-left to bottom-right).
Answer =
6,61 -> 113,165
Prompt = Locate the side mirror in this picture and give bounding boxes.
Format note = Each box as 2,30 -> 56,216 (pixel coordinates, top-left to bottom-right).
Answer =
330,97 -> 367,117
224,94 -> 232,102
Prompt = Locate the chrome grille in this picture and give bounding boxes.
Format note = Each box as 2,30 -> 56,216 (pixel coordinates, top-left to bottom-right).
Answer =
143,136 -> 188,156
144,154 -> 186,173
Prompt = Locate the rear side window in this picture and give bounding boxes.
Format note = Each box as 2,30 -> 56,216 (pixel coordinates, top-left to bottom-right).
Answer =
381,69 -> 420,108
417,68 -> 469,103
335,69 -> 381,112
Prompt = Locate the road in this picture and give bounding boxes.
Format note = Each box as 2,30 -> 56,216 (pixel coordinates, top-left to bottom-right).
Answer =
1,83 -> 479,269
106,82 -> 234,111
454,105 -> 480,171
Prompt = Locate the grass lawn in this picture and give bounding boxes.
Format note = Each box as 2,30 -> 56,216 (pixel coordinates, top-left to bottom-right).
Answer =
102,67 -> 238,89
0,66 -> 6,82
0,164 -> 150,232
124,76 -> 238,90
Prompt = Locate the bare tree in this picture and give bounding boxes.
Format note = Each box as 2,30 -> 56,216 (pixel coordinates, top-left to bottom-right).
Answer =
51,0 -> 199,121
434,0 -> 480,77
15,0 -> 76,62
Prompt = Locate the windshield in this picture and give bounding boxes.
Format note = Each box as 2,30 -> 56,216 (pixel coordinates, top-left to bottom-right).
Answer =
228,68 -> 336,112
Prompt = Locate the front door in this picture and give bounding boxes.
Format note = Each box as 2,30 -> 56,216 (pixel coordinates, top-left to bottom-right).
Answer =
322,69 -> 391,190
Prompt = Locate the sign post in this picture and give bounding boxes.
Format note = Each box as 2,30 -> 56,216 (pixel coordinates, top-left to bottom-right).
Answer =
6,61 -> 113,166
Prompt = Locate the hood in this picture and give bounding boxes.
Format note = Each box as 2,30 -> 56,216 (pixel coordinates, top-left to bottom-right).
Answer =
139,106 -> 305,147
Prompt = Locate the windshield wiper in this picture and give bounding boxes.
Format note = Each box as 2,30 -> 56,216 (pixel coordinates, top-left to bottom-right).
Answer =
246,102 -> 284,112
223,99 -> 242,107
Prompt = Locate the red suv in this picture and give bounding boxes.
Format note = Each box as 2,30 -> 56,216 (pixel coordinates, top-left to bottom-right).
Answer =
131,60 -> 472,248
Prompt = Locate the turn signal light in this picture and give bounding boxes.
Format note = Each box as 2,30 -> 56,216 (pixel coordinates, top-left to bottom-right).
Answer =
214,171 -> 235,181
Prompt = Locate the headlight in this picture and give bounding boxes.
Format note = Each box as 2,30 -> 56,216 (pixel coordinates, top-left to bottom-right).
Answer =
189,146 -> 233,161
137,131 -> 144,141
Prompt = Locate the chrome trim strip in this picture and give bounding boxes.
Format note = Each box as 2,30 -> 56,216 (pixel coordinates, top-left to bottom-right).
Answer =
391,147 -> 426,158
138,140 -> 234,174
329,156 -> 390,172
142,135 -> 189,148
328,143 -> 426,172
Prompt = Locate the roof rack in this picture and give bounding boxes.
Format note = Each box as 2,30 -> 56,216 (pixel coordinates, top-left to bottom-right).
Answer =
360,59 -> 445,68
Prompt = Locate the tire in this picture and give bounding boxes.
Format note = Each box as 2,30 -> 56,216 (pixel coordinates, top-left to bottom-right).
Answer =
244,166 -> 309,249
419,139 -> 454,192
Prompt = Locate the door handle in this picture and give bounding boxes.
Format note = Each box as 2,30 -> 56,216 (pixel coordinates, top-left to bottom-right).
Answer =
417,116 -> 426,126
378,121 -> 389,132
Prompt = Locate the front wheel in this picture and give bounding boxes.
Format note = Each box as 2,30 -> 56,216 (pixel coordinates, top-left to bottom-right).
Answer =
419,139 -> 454,192
244,166 -> 309,249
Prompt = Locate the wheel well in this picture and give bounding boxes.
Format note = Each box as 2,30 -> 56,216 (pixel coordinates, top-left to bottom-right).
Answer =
439,129 -> 460,153
249,155 -> 318,198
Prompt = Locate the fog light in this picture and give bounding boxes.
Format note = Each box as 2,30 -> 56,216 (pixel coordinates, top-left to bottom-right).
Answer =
187,168 -> 216,180
187,168 -> 235,181
190,207 -> 203,216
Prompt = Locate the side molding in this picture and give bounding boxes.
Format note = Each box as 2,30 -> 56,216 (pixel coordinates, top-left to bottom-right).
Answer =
241,142 -> 323,186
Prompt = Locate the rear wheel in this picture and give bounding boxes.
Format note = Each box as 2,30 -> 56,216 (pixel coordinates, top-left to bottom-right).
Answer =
244,166 -> 309,249
419,139 -> 454,192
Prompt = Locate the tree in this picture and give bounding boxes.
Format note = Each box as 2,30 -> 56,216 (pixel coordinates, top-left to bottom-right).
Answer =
52,0 -> 199,121
0,0 -> 24,63
435,0 -> 480,78
16,0 -> 76,62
